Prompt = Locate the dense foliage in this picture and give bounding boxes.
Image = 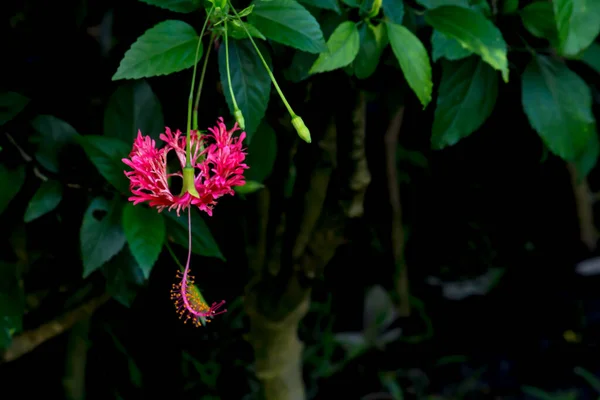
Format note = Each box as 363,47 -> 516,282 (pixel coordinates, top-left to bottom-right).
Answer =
1,0 -> 600,398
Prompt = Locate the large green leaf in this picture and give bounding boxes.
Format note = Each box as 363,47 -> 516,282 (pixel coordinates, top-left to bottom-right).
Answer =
138,0 -> 202,12
248,0 -> 327,54
298,0 -> 341,13
431,30 -> 473,62
80,197 -> 127,277
554,0 -> 600,57
78,135 -> 131,194
0,92 -> 29,126
234,180 -> 265,194
417,0 -> 468,7
502,0 -> 519,14
245,121 -> 277,183
113,20 -> 201,80
122,203 -> 166,279
425,6 -> 509,82
310,21 -> 360,74
102,247 -> 145,308
24,180 -> 63,223
580,42 -> 600,74
31,115 -> 80,173
0,165 -> 25,216
431,57 -> 498,149
381,0 -> 404,23
522,55 -> 596,168
218,38 -> 272,139
519,2 -> 559,46
573,132 -> 599,180
284,51 -> 319,82
164,210 -> 224,260
104,80 -> 165,143
228,20 -> 267,40
386,22 -> 432,108
354,23 -> 388,79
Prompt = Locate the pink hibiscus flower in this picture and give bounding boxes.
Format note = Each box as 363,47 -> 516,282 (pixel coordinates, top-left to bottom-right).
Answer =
122,117 -> 248,216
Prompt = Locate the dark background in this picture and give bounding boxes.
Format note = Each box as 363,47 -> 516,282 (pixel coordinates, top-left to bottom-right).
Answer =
2,0 -> 600,399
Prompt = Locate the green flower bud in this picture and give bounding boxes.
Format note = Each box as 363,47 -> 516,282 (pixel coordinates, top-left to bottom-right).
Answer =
234,108 -> 245,130
367,0 -> 382,18
291,115 -> 311,143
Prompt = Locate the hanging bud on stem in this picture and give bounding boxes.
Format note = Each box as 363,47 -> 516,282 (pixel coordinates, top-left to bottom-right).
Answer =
234,108 -> 245,131
291,115 -> 311,143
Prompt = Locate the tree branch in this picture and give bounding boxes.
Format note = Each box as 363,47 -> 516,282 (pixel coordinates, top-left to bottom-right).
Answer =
0,293 -> 110,364
244,88 -> 371,400
384,106 -> 410,316
568,163 -> 598,251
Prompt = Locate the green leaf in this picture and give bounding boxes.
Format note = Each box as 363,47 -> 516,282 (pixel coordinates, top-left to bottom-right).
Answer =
102,248 -> 145,308
104,80 -> 165,143
80,197 -> 127,278
520,2 -> 559,45
238,4 -> 256,17
164,210 -> 224,260
521,55 -> 596,167
341,0 -> 360,7
425,5 -> 509,82
298,0 -> 341,13
580,42 -> 600,74
381,0 -> 404,24
228,20 -> 266,40
386,22 -> 433,107
245,121 -> 277,182
31,115 -> 80,173
574,366 -> 600,396
234,180 -> 265,194
138,0 -> 202,12
431,57 -> 498,149
310,21 -> 360,74
122,203 -> 166,279
78,135 -> 131,194
218,39 -> 272,139
0,165 -> 25,216
112,20 -> 201,80
284,51 -> 319,82
0,92 -> 29,126
431,29 -> 473,62
355,23 -> 388,79
501,0 -> 519,14
554,0 -> 600,57
248,0 -> 327,54
572,130 -> 599,180
417,0 -> 469,8
470,0 -> 491,16
24,180 -> 63,223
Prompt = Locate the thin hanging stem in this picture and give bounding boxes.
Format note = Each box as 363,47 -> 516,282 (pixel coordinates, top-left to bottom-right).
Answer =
224,21 -> 241,113
186,5 -> 215,167
227,0 -> 297,118
193,32 -> 217,131
185,208 -> 192,277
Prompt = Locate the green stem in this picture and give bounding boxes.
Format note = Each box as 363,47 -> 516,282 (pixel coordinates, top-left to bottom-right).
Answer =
224,21 -> 241,113
193,32 -> 216,131
186,5 -> 215,167
228,2 -> 297,118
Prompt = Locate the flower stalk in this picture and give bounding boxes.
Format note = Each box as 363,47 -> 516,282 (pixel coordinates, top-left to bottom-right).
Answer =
227,0 -> 311,143
224,20 -> 245,130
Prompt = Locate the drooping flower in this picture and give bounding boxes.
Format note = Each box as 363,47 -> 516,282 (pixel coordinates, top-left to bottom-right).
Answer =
170,268 -> 227,326
122,117 -> 248,216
